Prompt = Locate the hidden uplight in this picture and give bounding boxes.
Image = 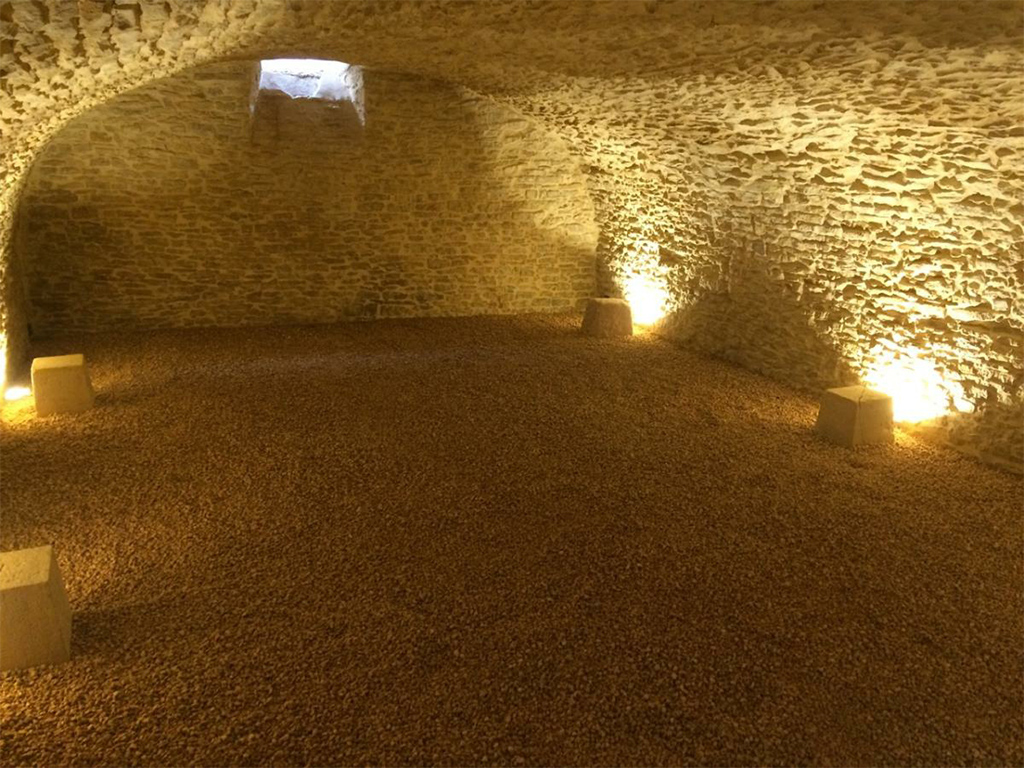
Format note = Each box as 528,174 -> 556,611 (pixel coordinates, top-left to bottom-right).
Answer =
862,345 -> 968,423
623,275 -> 669,326
4,386 -> 30,402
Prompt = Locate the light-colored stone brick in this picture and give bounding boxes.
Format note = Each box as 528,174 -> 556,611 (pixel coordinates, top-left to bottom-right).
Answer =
0,545 -> 72,672
31,354 -> 95,416
816,386 -> 894,448
581,298 -> 633,339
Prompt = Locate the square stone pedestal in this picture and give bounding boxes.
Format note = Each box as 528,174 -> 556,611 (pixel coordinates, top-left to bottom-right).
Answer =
582,298 -> 633,338
1,545 -> 72,672
31,354 -> 95,416
816,385 -> 894,448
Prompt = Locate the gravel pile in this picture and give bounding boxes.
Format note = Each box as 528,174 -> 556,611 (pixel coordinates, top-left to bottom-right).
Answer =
1,314 -> 1021,766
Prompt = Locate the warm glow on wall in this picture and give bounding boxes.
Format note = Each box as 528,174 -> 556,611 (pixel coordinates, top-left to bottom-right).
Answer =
862,345 -> 969,423
616,237 -> 672,326
623,275 -> 669,325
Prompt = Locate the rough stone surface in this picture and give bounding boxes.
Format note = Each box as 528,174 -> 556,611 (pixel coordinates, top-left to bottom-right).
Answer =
0,315 -> 1020,764
30,353 -> 95,416
816,385 -> 894,449
581,297 -> 633,339
1,1 -> 1021,470
17,63 -> 597,332
0,544 -> 72,672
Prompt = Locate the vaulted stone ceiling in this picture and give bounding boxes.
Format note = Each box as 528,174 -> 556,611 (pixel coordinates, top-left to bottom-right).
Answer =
2,0 -> 1022,468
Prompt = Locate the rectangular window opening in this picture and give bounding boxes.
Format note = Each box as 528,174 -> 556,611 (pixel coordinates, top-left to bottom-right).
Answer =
256,58 -> 365,125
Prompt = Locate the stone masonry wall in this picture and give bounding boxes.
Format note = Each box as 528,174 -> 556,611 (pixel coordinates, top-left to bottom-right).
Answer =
17,62 -> 597,332
500,9 -> 1023,470
2,1 -> 1021,471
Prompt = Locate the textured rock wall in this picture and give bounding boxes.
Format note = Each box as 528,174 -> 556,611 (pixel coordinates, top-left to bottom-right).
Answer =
0,182 -> 29,381
2,0 -> 1021,470
541,56 -> 1024,468
498,11 -> 1023,470
17,62 -> 597,332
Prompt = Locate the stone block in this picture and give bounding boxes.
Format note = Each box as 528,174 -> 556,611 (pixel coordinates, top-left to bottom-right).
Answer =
1,545 -> 72,672
581,298 -> 633,338
816,385 -> 894,448
31,354 -> 95,416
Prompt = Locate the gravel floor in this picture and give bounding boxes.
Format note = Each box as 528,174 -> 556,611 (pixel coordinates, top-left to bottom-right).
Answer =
1,313 -> 1021,767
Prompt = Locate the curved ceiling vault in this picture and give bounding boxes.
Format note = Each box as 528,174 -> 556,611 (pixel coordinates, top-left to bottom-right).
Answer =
2,0 -> 1022,468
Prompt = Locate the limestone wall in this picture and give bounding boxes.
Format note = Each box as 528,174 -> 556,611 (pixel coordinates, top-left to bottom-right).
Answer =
2,0 -> 1021,471
530,44 -> 1023,469
16,62 -> 597,332
497,7 -> 1024,470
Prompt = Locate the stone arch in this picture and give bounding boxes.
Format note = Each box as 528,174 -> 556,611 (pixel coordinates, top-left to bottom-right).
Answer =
2,0 -> 614,376
12,56 -> 600,335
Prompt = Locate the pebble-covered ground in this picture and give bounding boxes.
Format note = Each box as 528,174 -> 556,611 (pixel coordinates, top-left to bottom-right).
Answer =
1,314 -> 1021,766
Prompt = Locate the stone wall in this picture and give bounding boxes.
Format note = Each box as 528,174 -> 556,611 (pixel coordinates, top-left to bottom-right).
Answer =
2,0 -> 1021,471
16,62 -> 597,332
530,41 -> 1023,469
498,6 -> 1023,470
